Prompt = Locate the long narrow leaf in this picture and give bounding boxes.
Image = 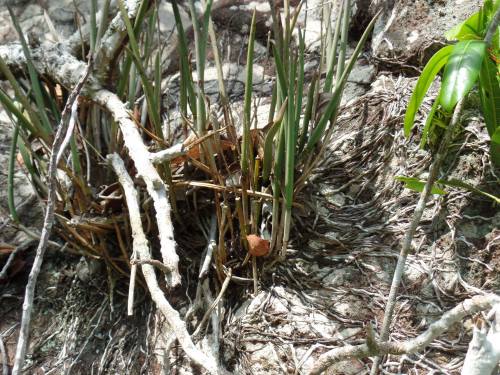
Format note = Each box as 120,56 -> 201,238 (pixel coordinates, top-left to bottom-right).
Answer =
171,0 -> 197,117
0,88 -> 38,137
284,51 -> 297,210
241,10 -> 257,175
0,57 -> 47,139
403,45 -> 453,137
438,178 -> 500,204
8,124 -> 20,222
297,74 -> 318,153
478,57 -> 500,136
294,29 -> 305,131
395,176 -> 447,195
118,0 -> 163,138
263,99 -> 288,183
305,10 -> 381,153
420,95 -> 440,148
8,7 -> 52,135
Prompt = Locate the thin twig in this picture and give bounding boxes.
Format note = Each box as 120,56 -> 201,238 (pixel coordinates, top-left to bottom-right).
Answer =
130,259 -> 170,274
192,269 -> 232,338
0,240 -> 34,281
94,89 -> 181,287
370,97 -> 465,374
12,57 -> 93,375
149,143 -> 186,164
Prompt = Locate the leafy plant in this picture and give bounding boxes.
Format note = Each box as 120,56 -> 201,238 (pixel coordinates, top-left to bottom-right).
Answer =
404,0 -> 500,165
0,0 -> 381,291
400,0 -> 500,201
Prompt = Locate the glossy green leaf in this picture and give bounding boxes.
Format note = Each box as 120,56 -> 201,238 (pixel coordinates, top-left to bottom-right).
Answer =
445,11 -> 482,41
395,176 -> 447,195
445,0 -> 499,41
404,45 -> 453,137
440,40 -> 487,113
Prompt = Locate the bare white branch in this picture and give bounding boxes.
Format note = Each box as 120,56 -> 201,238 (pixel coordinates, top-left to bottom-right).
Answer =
149,143 -> 186,164
462,304 -> 500,375
94,89 -> 181,286
309,294 -> 500,375
108,153 -> 219,375
12,58 -> 93,375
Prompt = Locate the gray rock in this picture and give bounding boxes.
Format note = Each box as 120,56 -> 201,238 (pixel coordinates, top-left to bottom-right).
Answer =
371,0 -> 480,62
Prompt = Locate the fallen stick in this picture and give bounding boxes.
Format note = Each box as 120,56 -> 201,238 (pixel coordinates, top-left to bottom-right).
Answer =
107,153 -> 220,374
12,57 -> 93,375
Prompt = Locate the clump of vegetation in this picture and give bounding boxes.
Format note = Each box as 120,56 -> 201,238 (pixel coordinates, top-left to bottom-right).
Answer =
1,0 -> 499,373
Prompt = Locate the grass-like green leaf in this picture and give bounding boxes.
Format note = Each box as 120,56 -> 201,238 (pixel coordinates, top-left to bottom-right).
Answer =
118,0 -> 163,138
439,40 -> 486,113
438,178 -> 500,203
90,0 -> 97,52
297,74 -> 318,154
294,28 -> 305,133
404,45 -> 453,137
335,0 -> 351,85
304,9 -> 381,153
8,7 -> 53,135
171,0 -> 197,118
272,44 -> 288,96
395,176 -> 447,195
8,124 -> 20,222
284,50 -> 298,210
419,94 -> 440,148
324,1 -> 343,93
0,87 -> 38,137
262,98 -> 288,183
241,10 -> 256,175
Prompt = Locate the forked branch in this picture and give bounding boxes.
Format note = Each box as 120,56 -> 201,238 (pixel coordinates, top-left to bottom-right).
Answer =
108,153 -> 220,374
309,294 -> 500,375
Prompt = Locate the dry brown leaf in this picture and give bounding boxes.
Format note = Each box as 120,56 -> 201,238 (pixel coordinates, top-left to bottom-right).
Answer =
246,234 -> 270,257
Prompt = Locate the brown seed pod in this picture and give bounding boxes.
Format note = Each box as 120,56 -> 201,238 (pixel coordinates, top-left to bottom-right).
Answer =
246,234 -> 270,257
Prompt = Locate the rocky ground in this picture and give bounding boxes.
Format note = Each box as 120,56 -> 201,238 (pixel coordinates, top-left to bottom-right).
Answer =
0,0 -> 499,374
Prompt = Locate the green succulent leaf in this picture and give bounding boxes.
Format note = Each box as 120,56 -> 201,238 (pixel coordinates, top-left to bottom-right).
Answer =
395,176 -> 447,195
478,57 -> 500,137
445,11 -> 482,41
404,45 -> 453,137
445,0 -> 500,41
439,40 -> 487,113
